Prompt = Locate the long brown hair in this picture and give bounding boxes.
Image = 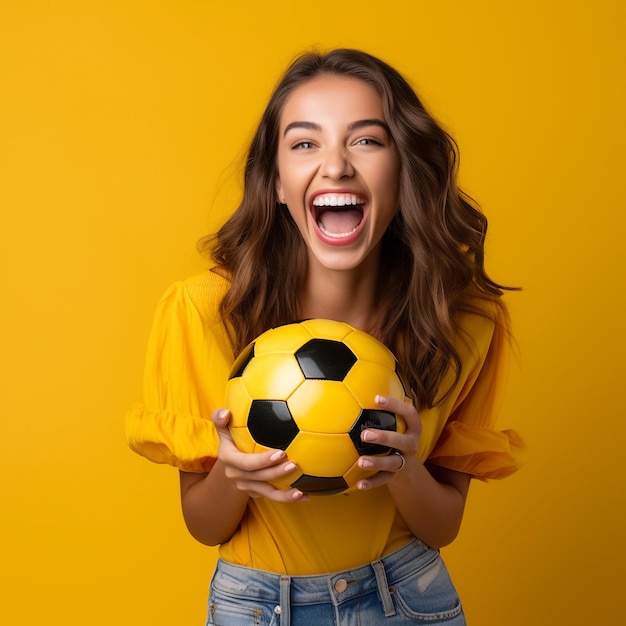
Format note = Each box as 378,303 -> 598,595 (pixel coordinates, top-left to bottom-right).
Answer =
202,48 -> 513,408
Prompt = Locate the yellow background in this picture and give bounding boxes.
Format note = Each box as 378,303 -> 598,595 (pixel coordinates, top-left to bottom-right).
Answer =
1,1 -> 624,624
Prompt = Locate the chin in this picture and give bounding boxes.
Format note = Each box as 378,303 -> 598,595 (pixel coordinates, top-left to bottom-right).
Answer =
311,249 -> 370,273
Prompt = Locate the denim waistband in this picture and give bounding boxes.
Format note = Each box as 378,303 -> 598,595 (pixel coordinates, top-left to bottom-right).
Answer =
212,538 -> 438,608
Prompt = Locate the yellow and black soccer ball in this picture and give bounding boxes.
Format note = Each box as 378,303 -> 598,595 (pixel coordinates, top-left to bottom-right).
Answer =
225,319 -> 409,496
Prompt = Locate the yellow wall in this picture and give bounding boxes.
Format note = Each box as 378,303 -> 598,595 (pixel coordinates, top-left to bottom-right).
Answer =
1,1 -> 624,624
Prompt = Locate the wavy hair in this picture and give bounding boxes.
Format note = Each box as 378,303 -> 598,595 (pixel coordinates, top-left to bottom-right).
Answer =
202,48 -> 513,408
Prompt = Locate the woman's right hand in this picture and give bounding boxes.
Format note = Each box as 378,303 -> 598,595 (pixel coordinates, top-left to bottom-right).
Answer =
212,408 -> 309,503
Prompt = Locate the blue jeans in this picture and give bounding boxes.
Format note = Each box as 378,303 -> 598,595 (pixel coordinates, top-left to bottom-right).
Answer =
207,539 -> 465,625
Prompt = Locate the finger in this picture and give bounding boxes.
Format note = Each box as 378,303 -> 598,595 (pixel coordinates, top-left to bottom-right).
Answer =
359,450 -> 406,474
222,444 -> 292,473
225,457 -> 299,483
360,425 -> 402,450
375,394 -> 417,419
356,471 -> 396,491
375,394 -> 422,439
237,479 -> 309,503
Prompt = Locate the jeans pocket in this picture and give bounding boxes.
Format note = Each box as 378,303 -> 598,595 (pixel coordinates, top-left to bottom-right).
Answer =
207,594 -> 280,626
390,552 -> 465,623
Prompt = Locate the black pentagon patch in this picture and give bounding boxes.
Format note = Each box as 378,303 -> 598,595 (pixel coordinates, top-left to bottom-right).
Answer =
248,400 -> 299,449
229,342 -> 255,379
294,339 -> 357,381
349,409 -> 397,455
291,474 -> 349,496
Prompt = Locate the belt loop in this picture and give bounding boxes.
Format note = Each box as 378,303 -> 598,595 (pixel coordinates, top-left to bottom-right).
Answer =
372,560 -> 396,617
279,576 -> 291,626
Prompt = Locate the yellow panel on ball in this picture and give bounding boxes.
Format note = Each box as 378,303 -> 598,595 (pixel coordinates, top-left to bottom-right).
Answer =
288,380 -> 361,433
343,361 -> 406,408
229,425 -> 262,455
254,323 -> 315,355
300,319 -> 353,341
343,328 -> 397,371
286,431 -> 359,477
226,377 -> 253,429
242,353 -> 305,399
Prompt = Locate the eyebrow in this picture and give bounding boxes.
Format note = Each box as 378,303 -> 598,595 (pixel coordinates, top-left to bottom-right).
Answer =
283,118 -> 390,136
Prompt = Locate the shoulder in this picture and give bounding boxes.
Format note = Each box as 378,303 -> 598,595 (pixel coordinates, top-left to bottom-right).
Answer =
147,269 -> 234,361
452,297 -> 509,363
158,269 -> 231,322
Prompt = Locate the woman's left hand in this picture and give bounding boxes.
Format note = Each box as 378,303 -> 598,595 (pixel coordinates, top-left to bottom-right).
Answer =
356,394 -> 422,490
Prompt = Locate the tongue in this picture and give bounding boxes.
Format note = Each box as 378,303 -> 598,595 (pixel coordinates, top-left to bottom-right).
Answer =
318,209 -> 362,234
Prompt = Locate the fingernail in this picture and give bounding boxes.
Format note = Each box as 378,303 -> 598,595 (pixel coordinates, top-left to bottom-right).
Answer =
219,409 -> 229,420
362,430 -> 375,442
270,450 -> 285,462
359,458 -> 372,468
376,395 -> 388,406
358,481 -> 369,490
284,461 -> 297,472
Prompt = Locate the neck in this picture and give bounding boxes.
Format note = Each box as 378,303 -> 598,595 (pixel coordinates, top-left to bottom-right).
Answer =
297,262 -> 381,334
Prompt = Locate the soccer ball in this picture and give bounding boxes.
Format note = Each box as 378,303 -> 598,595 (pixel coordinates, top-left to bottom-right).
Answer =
225,319 -> 409,496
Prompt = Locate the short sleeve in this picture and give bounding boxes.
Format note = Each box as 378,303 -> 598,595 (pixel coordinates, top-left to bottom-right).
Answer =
125,273 -> 233,472
427,302 -> 526,480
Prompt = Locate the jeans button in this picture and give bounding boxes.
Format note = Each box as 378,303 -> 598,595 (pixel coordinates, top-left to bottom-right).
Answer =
334,578 -> 348,593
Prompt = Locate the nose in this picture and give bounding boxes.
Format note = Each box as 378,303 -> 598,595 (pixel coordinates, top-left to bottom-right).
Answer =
320,145 -> 354,180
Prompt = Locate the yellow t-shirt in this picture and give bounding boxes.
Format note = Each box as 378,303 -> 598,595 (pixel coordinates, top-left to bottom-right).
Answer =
126,270 -> 524,574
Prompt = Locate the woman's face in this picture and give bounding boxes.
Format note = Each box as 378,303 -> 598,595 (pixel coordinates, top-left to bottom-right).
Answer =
276,74 -> 400,274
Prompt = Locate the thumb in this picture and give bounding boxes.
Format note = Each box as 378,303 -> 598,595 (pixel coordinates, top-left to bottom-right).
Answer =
212,408 -> 231,430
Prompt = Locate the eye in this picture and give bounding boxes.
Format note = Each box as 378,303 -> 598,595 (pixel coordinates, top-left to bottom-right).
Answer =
291,140 -> 316,150
354,137 -> 384,147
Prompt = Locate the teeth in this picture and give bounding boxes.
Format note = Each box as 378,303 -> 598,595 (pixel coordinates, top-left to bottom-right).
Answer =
312,194 -> 365,207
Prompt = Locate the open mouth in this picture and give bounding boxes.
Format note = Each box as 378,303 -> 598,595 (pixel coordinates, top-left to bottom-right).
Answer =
311,193 -> 366,239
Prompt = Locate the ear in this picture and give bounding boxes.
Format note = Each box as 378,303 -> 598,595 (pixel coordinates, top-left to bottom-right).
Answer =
276,178 -> 286,204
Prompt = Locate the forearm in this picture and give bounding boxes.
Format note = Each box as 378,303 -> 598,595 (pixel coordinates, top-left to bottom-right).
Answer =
387,460 -> 470,549
179,463 -> 250,546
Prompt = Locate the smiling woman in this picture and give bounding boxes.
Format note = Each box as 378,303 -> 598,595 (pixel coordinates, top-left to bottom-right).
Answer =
126,48 -> 524,625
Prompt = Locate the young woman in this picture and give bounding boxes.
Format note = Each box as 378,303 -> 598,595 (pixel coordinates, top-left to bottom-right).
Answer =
127,48 -> 524,625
